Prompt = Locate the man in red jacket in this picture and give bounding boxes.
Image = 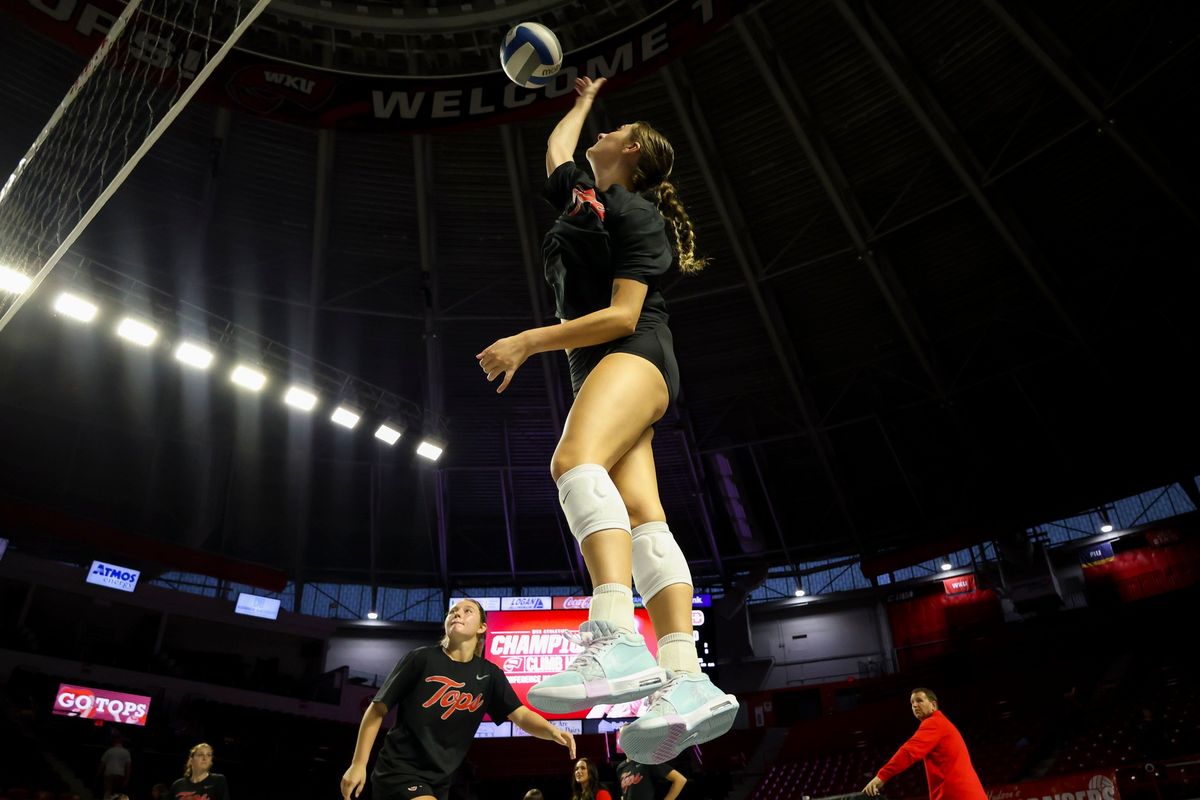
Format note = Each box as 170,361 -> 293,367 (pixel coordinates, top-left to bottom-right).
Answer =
862,688 -> 987,800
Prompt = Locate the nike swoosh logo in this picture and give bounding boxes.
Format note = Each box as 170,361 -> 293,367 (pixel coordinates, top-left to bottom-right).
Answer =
476,673 -> 490,680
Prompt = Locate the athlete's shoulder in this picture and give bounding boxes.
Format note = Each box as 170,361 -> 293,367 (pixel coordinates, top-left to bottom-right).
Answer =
615,192 -> 666,228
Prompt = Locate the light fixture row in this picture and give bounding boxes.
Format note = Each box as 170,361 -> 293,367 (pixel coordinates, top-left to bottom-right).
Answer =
4,278 -> 445,460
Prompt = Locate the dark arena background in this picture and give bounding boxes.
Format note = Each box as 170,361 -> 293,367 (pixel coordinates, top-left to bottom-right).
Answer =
1,1 -> 1199,800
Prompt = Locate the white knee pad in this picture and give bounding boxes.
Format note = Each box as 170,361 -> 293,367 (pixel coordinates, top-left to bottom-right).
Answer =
631,521 -> 693,602
556,463 -> 631,545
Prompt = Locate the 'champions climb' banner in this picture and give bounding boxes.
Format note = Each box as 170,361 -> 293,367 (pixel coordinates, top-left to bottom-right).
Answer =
53,684 -> 151,726
7,0 -> 748,131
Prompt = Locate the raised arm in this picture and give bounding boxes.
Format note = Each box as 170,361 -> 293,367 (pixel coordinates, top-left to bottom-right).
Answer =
546,77 -> 607,176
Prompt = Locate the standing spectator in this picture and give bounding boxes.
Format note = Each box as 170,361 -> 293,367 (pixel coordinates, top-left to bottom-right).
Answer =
98,735 -> 131,798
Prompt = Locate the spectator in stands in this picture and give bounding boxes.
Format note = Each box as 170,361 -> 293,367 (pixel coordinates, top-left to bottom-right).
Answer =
151,783 -> 169,800
340,599 -> 576,800
862,688 -> 986,800
98,735 -> 132,799
524,790 -> 545,800
169,742 -> 230,800
616,757 -> 687,800
572,757 -> 612,800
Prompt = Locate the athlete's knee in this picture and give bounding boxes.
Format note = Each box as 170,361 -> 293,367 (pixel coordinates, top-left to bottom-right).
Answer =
556,463 -> 631,546
631,521 -> 693,602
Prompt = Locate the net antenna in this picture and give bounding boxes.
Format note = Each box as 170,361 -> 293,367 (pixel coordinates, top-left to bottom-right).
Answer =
0,0 -> 273,334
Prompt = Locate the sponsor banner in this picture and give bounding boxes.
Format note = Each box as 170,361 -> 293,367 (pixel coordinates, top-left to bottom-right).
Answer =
555,593 -> 712,609
943,574 -> 976,595
986,770 -> 1120,800
6,0 -> 746,131
512,718 -> 582,737
1080,541 -> 1116,568
53,684 -> 151,726
500,596 -> 551,611
449,597 -> 501,611
86,560 -> 140,592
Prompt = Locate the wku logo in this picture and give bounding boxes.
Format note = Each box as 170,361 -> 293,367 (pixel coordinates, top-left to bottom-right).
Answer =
569,187 -> 606,221
422,676 -> 485,720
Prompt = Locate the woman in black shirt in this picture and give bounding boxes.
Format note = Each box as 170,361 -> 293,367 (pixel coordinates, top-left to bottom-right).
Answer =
340,599 -> 575,800
169,743 -> 230,800
476,76 -> 737,764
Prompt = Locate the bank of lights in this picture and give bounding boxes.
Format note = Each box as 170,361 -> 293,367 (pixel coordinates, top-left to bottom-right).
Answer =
43,289 -> 444,455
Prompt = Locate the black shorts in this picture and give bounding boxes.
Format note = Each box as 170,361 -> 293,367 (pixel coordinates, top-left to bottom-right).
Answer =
372,774 -> 448,800
567,323 -> 680,405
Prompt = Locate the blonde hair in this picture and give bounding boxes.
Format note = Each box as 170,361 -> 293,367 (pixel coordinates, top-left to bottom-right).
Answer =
440,599 -> 488,658
628,121 -> 708,275
183,742 -> 213,780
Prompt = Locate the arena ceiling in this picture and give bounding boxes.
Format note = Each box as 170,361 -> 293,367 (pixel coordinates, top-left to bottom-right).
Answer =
0,0 -> 1198,595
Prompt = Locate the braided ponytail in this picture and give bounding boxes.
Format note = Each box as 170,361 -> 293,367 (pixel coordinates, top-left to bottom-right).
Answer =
652,180 -> 707,274
629,122 -> 709,275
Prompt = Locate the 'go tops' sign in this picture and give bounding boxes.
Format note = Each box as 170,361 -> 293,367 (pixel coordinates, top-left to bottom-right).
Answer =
86,560 -> 140,593
54,684 -> 151,726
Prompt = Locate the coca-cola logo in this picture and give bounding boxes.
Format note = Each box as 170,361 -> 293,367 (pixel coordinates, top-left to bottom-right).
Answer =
562,597 -> 591,609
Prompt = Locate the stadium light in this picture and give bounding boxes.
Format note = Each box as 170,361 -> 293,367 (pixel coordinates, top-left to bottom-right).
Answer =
53,292 -> 98,322
331,406 -> 361,429
116,316 -> 158,347
175,341 -> 214,369
375,422 -> 403,445
231,364 -> 267,391
284,386 -> 318,412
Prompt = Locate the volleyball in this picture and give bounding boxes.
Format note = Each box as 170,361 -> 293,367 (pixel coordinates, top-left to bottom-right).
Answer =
500,22 -> 563,89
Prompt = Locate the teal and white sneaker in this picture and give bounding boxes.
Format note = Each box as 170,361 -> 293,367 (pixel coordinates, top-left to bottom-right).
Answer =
617,672 -> 739,764
527,620 -> 668,714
